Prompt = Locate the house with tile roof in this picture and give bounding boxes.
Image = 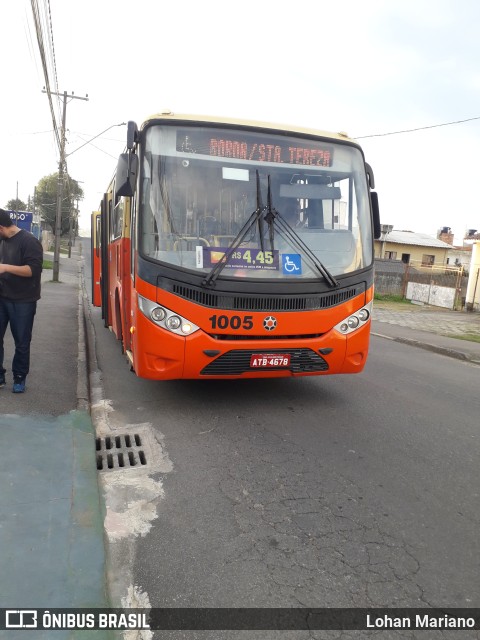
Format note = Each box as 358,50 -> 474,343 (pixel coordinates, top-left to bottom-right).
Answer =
374,228 -> 453,267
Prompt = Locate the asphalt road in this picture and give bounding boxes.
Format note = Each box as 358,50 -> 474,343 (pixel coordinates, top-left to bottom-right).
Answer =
81,240 -> 480,640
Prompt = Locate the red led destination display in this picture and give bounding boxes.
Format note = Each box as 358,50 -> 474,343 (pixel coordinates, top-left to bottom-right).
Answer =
176,130 -> 333,167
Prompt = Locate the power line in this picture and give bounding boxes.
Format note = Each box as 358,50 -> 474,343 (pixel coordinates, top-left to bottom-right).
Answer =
45,0 -> 60,97
67,123 -> 126,158
30,0 -> 61,151
71,130 -> 126,142
71,135 -> 122,160
24,6 -> 40,78
40,0 -> 61,121
355,115 -> 480,139
18,129 -> 55,135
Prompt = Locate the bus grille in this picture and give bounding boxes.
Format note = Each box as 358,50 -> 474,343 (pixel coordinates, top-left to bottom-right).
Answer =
200,349 -> 329,376
168,283 -> 361,311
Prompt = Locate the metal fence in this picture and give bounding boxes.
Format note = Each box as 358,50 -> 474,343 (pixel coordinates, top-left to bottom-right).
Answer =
374,259 -> 467,309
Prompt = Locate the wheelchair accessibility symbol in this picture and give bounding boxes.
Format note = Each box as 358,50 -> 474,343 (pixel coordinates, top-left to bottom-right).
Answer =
282,254 -> 302,275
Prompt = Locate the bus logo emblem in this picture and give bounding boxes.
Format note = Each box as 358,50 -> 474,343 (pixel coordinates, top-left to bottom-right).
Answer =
263,316 -> 277,331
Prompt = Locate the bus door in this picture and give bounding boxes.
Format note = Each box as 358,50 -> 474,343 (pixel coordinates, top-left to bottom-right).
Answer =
100,193 -> 110,327
108,190 -> 131,348
119,197 -> 133,353
91,211 -> 102,307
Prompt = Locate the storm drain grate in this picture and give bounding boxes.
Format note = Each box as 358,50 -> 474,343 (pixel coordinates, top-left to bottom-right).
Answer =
95,433 -> 147,471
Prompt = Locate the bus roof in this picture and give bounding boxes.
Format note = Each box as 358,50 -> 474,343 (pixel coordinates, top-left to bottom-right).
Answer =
140,111 -> 358,146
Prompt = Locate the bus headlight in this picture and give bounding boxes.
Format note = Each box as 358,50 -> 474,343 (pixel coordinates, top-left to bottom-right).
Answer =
166,315 -> 181,330
151,307 -> 166,322
358,308 -> 370,322
334,301 -> 373,336
347,316 -> 360,329
138,294 -> 200,336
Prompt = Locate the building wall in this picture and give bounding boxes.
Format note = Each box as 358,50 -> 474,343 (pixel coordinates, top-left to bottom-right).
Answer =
374,241 -> 449,266
447,247 -> 472,270
466,241 -> 480,311
374,259 -> 405,296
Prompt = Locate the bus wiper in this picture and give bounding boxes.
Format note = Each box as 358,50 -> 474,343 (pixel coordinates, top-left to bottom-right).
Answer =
257,171 -> 266,253
264,175 -> 276,252
202,171 -> 266,287
265,178 -> 339,288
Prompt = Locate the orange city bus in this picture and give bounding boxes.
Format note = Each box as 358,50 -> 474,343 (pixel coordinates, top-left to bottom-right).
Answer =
92,112 -> 380,380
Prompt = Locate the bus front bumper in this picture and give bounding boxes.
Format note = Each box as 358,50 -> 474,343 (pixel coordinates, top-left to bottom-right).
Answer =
132,316 -> 371,380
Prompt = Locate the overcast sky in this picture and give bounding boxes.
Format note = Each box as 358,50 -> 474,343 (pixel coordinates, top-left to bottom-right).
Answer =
2,0 -> 480,243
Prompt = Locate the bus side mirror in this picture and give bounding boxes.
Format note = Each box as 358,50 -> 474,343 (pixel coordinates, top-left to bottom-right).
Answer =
127,121 -> 138,150
365,162 -> 375,189
371,191 -> 381,239
115,153 -> 138,197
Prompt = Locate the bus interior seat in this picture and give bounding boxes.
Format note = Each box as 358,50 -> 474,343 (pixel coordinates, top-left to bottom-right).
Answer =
173,237 -> 210,251
212,235 -> 236,247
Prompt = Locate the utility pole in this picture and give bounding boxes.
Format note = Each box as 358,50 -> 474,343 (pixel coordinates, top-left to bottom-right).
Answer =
69,180 -> 84,255
68,196 -> 73,258
74,194 -> 79,247
43,89 -> 88,281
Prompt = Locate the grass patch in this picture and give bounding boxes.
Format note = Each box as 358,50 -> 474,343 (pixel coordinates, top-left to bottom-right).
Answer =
43,260 -> 53,269
374,293 -> 409,303
445,333 -> 480,343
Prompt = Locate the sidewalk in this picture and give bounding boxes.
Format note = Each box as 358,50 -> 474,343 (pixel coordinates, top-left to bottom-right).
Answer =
0,248 -> 110,638
372,301 -> 480,365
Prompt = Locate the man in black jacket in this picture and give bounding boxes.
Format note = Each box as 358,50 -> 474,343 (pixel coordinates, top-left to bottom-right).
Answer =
0,208 -> 43,393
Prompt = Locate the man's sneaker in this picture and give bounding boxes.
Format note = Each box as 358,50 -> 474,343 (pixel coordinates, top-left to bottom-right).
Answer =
0,373 -> 5,388
12,378 -> 26,393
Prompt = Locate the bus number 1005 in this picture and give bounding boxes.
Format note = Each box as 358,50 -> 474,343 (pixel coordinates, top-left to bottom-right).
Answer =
209,315 -> 253,330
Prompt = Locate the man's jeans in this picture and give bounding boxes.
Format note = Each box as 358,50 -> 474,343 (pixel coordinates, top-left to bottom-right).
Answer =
0,299 -> 37,380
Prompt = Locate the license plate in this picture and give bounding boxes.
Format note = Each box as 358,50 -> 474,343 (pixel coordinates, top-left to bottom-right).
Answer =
250,353 -> 291,368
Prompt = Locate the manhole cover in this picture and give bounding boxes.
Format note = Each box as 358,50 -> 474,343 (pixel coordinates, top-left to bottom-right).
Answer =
96,433 -> 147,471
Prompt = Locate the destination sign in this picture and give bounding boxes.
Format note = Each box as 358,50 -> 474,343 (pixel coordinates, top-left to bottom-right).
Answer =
176,130 -> 333,167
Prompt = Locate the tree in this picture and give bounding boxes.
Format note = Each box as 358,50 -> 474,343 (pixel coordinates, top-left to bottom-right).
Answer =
5,198 -> 28,211
36,172 -> 84,235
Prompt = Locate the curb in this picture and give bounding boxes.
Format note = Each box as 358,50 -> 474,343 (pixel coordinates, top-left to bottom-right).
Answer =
76,256 -> 117,638
77,260 -> 90,411
78,253 -> 131,637
371,331 -> 480,365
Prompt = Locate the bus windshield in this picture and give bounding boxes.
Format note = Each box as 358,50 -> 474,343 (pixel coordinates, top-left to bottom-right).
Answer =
139,125 -> 373,280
